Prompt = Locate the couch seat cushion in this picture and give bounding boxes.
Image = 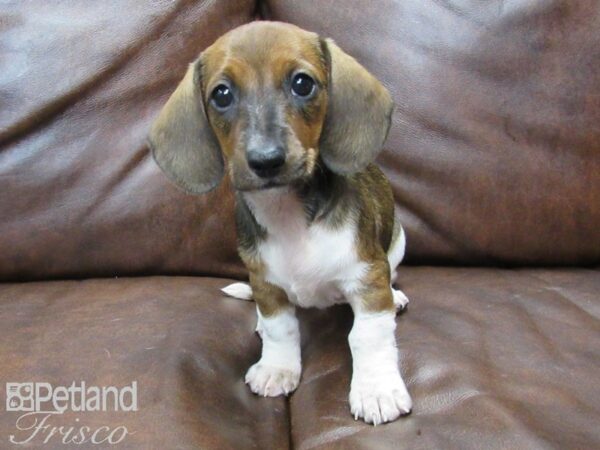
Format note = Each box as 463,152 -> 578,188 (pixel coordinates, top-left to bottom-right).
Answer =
0,277 -> 288,449
1,268 -> 598,449
291,267 -> 600,449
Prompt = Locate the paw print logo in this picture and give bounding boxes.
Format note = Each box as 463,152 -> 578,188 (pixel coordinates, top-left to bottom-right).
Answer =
6,383 -> 34,412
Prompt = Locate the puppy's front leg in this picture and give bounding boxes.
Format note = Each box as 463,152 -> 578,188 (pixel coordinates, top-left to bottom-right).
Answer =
245,275 -> 301,397
346,261 -> 412,425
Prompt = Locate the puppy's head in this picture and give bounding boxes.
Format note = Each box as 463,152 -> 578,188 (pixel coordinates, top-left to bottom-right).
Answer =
149,22 -> 393,193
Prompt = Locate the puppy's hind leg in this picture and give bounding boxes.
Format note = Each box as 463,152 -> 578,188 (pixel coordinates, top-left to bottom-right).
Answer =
222,283 -> 263,335
392,288 -> 410,312
388,221 -> 409,312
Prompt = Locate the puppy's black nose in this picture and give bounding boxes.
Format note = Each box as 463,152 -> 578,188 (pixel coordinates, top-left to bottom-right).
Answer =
247,147 -> 286,178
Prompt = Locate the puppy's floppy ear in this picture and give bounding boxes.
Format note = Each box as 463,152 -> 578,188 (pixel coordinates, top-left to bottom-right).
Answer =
319,39 -> 394,174
148,58 -> 223,194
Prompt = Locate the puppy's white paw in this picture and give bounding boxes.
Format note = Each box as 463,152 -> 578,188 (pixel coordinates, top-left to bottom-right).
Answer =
392,288 -> 410,311
349,375 -> 412,425
245,363 -> 300,397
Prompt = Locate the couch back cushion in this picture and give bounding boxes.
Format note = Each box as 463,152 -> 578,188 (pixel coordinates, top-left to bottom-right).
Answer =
1,0 -> 599,281
0,0 -> 254,281
265,0 -> 600,266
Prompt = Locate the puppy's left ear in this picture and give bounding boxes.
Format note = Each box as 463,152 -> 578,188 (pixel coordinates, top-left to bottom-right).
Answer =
319,39 -> 394,174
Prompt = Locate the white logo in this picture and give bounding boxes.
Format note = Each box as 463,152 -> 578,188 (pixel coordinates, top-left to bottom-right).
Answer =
6,383 -> 34,412
5,381 -> 137,414
5,381 -> 138,445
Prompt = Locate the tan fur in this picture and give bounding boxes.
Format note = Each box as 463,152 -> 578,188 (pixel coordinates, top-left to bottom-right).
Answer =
354,165 -> 397,312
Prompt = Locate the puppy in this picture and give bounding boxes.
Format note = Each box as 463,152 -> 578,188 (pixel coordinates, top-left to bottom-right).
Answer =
149,21 -> 412,425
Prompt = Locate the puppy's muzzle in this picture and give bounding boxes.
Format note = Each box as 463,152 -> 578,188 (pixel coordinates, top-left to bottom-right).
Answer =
247,146 -> 286,178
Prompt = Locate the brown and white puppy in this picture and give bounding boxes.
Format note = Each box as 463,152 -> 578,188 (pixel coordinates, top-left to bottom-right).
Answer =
149,21 -> 412,425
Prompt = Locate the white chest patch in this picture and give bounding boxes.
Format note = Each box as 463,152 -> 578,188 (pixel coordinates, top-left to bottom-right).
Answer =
244,189 -> 366,308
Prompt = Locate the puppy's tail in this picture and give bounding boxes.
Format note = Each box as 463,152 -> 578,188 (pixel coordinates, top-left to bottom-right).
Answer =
221,282 -> 253,301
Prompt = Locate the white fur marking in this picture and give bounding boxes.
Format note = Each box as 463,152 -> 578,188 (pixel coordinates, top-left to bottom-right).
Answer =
348,311 -> 412,425
245,307 -> 301,397
221,282 -> 253,300
244,189 -> 366,309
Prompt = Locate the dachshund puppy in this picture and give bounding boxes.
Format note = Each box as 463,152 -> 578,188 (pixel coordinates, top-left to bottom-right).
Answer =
149,21 -> 412,425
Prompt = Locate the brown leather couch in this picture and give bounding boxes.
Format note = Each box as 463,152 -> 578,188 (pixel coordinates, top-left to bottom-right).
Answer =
1,1 -> 599,448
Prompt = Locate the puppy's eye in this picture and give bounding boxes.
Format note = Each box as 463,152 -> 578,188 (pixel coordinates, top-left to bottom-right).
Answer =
291,73 -> 315,98
211,84 -> 234,110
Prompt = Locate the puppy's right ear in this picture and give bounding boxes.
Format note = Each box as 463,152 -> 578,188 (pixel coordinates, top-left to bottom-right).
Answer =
148,58 -> 223,194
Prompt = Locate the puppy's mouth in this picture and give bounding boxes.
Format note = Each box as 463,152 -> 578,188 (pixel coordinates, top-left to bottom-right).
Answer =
262,180 -> 286,189
238,170 -> 309,192
237,178 -> 292,192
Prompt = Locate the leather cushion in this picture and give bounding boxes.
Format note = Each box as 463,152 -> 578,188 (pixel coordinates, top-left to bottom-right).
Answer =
0,0 -> 253,281
291,267 -> 600,449
0,277 -> 289,449
264,0 -> 600,265
2,1 -> 599,281
1,268 -> 598,448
